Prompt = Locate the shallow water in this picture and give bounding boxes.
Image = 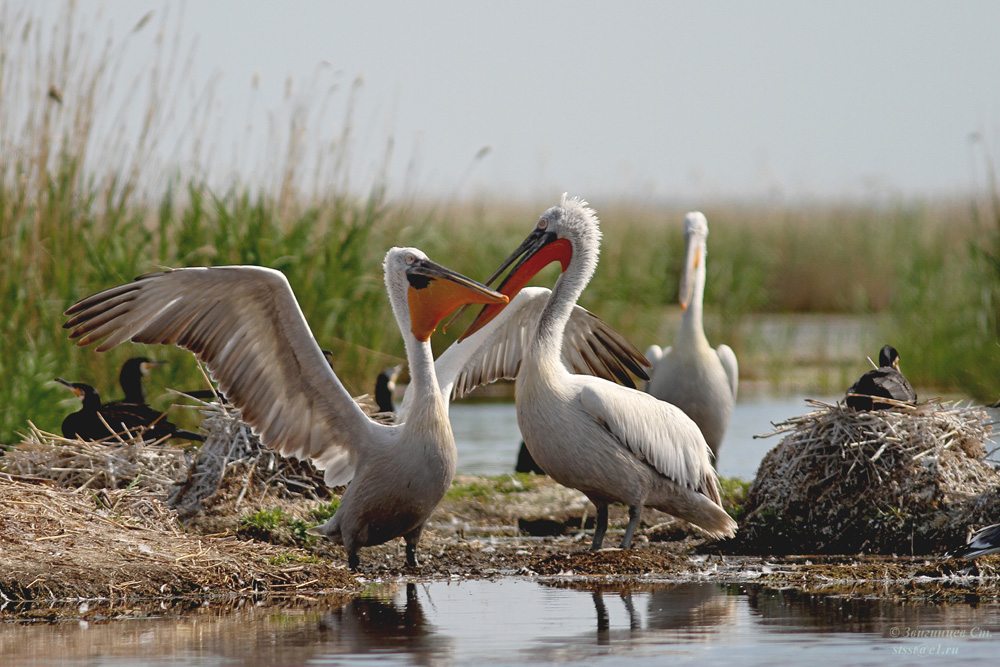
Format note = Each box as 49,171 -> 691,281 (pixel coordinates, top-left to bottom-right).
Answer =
5,579 -> 1000,666
451,396 -> 838,481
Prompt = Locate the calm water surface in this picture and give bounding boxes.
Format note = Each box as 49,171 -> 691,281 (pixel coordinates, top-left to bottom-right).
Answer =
7,397 -> 998,666
450,395 -> 840,481
5,580 -> 1000,666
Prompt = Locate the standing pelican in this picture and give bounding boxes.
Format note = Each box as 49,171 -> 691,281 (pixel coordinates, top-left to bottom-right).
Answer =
460,195 -> 737,549
63,248 -> 507,569
645,212 -> 738,461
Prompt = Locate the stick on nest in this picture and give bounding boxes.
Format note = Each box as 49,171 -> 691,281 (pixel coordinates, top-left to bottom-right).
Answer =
736,399 -> 1000,556
166,396 -> 335,520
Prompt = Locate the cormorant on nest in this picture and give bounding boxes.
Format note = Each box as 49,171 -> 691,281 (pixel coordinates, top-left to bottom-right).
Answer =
845,344 -> 917,410
55,377 -> 203,442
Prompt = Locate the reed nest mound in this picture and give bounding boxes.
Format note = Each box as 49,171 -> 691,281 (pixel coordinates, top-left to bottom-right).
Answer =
5,400 -> 339,529
0,472 -> 356,604
5,423 -> 190,493
167,400 -> 335,528
735,399 -> 1000,556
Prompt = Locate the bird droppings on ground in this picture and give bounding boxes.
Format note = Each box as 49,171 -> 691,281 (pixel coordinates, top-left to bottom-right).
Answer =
735,399 -> 1000,556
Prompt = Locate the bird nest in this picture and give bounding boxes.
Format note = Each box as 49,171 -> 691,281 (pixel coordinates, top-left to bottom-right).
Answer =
4,423 -> 190,493
5,395 -> 353,529
736,399 -> 1000,556
166,399 -> 333,522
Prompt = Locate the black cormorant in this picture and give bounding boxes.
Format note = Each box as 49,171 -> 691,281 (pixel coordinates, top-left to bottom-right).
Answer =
951,523 -> 1000,559
116,356 -> 166,404
375,365 -> 403,414
845,344 -> 917,410
55,377 -> 203,442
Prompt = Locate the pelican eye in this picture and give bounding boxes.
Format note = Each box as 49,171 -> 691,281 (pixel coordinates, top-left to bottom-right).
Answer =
538,218 -> 548,230
405,253 -> 416,265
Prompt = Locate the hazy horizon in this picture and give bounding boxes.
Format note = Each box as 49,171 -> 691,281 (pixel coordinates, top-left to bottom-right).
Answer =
9,0 -> 1000,205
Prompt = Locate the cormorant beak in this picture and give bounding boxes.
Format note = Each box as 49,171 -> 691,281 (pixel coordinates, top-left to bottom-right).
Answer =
54,377 -> 82,397
141,360 -> 167,374
459,228 -> 572,341
679,234 -> 701,311
406,258 -> 508,342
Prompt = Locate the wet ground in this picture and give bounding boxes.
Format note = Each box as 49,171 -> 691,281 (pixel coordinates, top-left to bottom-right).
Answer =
3,398 -> 999,665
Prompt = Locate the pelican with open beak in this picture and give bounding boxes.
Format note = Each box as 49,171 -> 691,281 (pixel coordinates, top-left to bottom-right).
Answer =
64,248 -> 506,570
460,195 -> 736,550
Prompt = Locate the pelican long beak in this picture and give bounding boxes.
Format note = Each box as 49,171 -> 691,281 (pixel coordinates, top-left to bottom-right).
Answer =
407,258 -> 508,342
679,233 -> 701,311
459,228 -> 572,341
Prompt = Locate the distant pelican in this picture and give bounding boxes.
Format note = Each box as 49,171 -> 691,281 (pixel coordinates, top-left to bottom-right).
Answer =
845,344 -> 917,410
645,212 -> 738,461
459,195 -> 737,549
64,248 -> 507,569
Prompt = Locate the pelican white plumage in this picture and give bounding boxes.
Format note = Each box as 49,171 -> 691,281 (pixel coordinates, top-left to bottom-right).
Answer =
644,212 -> 738,460
459,195 -> 737,549
63,248 -> 507,570
397,285 -> 651,424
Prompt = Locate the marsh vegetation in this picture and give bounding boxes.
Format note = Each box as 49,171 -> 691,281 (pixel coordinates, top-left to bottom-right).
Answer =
2,5 -> 999,446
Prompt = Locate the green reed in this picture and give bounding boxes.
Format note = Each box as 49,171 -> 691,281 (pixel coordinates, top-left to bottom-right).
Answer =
3,5 -> 999,446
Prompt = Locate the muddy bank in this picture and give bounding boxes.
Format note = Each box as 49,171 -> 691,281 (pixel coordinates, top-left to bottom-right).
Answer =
3,469 -> 998,623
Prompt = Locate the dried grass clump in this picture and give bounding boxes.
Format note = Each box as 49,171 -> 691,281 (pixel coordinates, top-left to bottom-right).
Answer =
3,423 -> 189,493
0,473 -> 356,603
167,400 -> 334,521
737,399 -> 1000,555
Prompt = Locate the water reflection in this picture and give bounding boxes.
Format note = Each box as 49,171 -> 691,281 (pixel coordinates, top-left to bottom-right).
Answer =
744,585 -> 1000,639
315,583 -> 451,664
585,582 -> 738,645
533,582 -> 738,658
4,579 -> 1000,666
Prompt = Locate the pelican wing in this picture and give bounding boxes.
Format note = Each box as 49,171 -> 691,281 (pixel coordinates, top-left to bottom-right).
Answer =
435,287 -> 650,401
716,344 -> 739,400
578,381 -> 721,504
64,266 -> 377,486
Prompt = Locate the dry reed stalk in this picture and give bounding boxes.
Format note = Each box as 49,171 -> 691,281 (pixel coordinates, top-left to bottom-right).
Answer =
4,422 -> 189,493
167,396 -> 356,520
738,399 -> 1000,555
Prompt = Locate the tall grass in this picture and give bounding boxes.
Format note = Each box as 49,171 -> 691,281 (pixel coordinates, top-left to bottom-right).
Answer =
2,6 -> 999,445
0,5 -> 398,444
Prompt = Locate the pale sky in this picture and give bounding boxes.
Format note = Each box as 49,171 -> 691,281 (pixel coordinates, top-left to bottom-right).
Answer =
17,0 -> 1000,203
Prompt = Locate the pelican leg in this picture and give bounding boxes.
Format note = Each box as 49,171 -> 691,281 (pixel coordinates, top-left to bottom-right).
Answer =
620,505 -> 642,549
403,526 -> 424,567
591,503 -> 609,551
